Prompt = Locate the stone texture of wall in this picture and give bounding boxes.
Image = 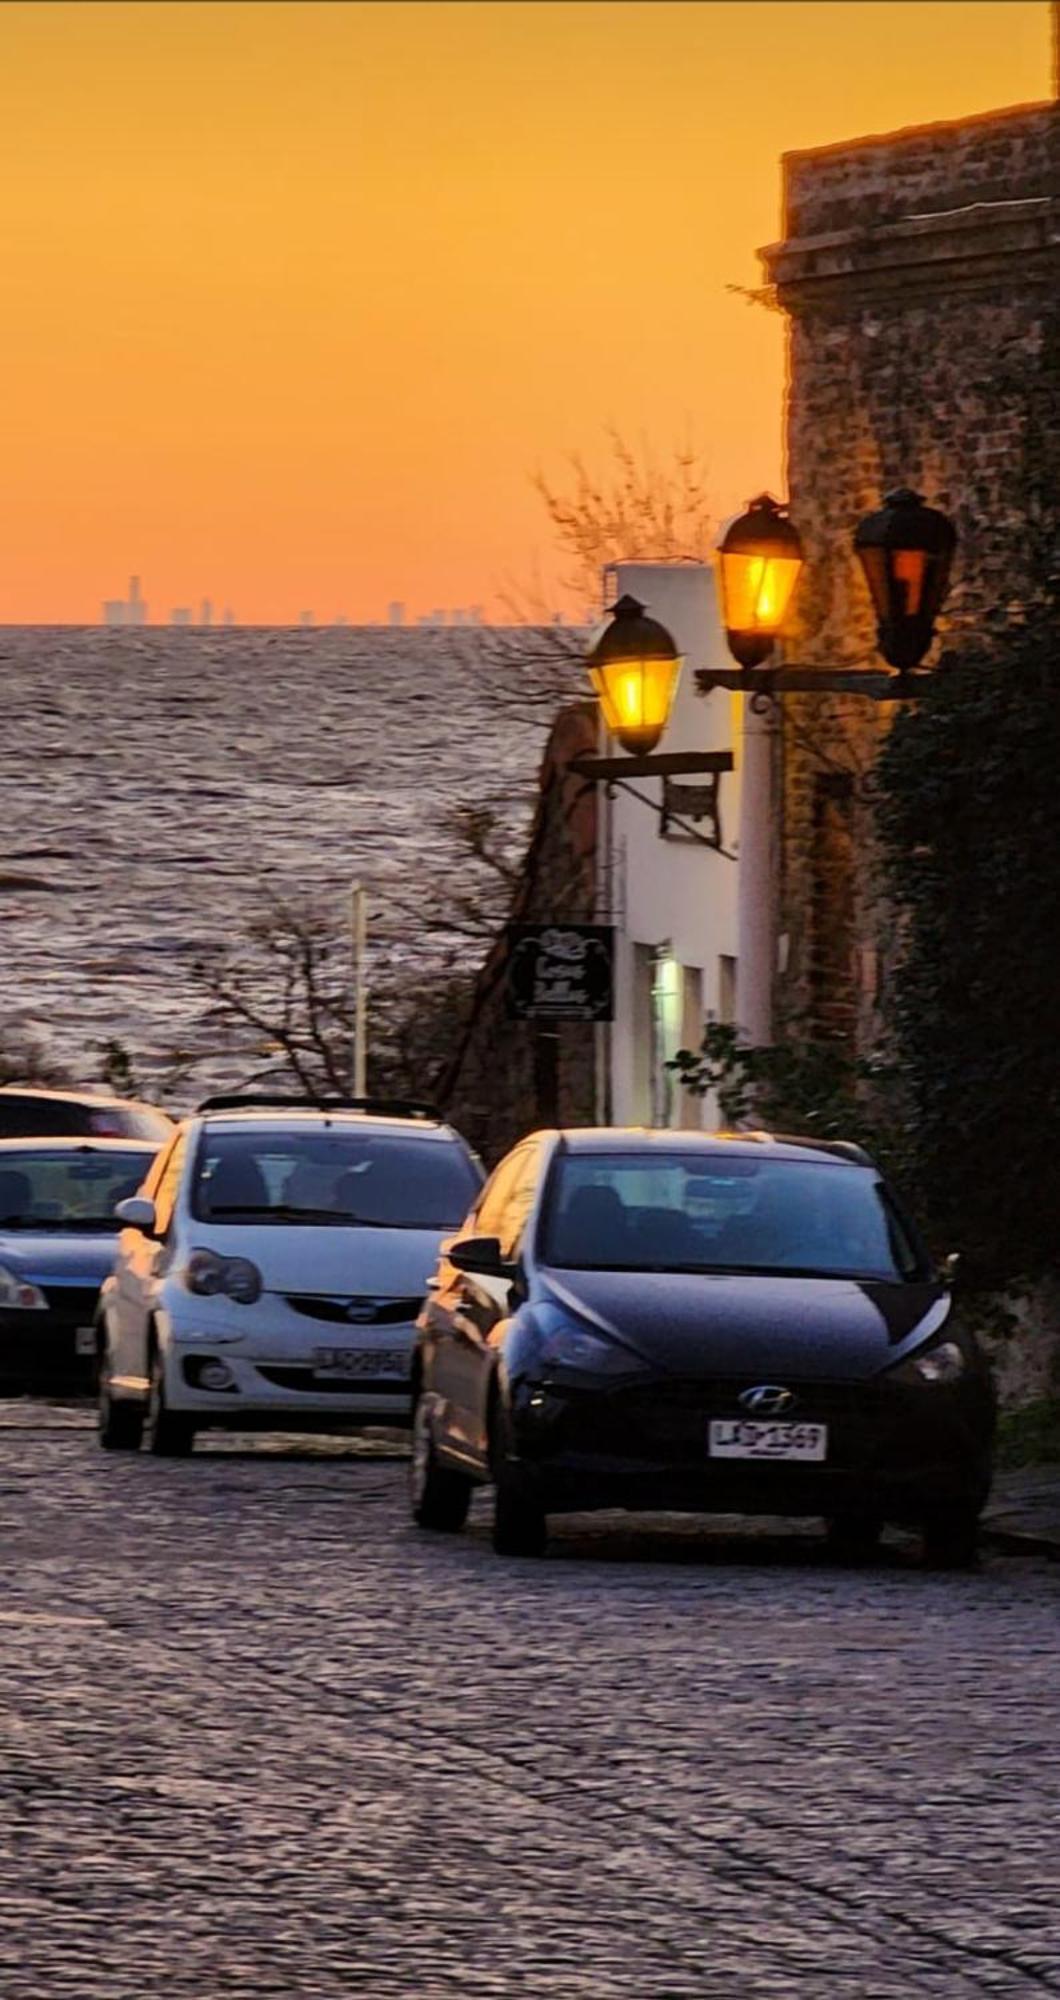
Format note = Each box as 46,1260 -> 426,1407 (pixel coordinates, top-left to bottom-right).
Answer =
438,701 -> 599,1165
760,100 -> 1059,1045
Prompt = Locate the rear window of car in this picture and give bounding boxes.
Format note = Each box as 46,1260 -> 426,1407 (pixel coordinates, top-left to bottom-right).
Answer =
191,1128 -> 482,1229
0,1148 -> 157,1229
0,1094 -> 172,1142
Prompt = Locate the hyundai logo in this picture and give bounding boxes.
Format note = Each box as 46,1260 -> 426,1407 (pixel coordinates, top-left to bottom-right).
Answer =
738,1384 -> 797,1416
345,1301 -> 378,1324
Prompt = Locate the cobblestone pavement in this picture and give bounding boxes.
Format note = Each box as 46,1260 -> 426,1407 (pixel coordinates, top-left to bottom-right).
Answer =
1,1405 -> 1058,1999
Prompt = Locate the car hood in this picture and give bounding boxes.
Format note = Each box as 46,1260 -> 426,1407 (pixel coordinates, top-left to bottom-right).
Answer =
536,1267 -> 950,1382
189,1223 -> 446,1297
0,1231 -> 120,1286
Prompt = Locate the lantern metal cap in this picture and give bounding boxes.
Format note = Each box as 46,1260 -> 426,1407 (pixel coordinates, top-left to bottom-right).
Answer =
853,488 -> 957,556
717,493 -> 804,561
588,593 -> 679,666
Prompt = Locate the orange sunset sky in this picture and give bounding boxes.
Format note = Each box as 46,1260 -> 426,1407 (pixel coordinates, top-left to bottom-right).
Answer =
0,1 -> 1051,625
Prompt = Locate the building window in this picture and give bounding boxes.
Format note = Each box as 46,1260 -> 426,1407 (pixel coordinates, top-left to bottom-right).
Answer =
718,954 -> 737,1026
651,948 -> 683,1126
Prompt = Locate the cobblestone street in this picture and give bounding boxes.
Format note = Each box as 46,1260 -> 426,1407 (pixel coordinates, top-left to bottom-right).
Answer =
1,1405 -> 1058,1998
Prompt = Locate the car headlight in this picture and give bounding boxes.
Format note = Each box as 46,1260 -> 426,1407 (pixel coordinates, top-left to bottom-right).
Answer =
0,1264 -> 47,1311
184,1249 -> 262,1305
539,1323 -> 643,1377
894,1339 -> 967,1386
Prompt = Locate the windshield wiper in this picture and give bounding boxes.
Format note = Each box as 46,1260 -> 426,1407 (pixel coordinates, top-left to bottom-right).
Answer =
204,1203 -> 423,1228
0,1215 -> 117,1231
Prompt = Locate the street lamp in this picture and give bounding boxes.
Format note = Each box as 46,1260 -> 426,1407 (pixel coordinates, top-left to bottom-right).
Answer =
700,487 -> 957,701
716,494 -> 805,667
853,486 -> 958,671
586,593 -> 683,755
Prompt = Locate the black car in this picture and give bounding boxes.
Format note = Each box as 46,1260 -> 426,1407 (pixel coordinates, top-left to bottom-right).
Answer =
410,1129 -> 995,1565
0,1137 -> 161,1392
0,1088 -> 173,1144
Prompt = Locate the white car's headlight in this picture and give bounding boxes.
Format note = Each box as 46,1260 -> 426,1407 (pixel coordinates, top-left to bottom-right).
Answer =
0,1265 -> 47,1311
184,1249 -> 262,1305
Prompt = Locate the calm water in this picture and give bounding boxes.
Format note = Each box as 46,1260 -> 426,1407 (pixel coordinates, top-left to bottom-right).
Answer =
1,627 -> 554,1099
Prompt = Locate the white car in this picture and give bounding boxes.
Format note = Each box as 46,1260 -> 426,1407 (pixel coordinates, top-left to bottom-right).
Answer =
96,1097 -> 483,1454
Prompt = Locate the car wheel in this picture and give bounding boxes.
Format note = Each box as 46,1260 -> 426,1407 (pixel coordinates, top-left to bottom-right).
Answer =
825,1513 -> 883,1563
144,1347 -> 196,1458
922,1505 -> 980,1570
97,1357 -> 144,1453
490,1405 -> 547,1558
410,1394 -> 472,1532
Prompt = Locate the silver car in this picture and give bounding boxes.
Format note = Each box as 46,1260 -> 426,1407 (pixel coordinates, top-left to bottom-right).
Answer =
96,1097 -> 483,1454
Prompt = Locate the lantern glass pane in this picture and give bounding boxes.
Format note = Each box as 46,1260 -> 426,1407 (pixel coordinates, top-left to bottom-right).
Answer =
590,656 -> 682,751
719,551 -> 802,635
856,546 -> 891,620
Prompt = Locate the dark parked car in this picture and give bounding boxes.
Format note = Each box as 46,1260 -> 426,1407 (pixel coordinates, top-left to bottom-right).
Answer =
0,1088 -> 173,1143
0,1138 -> 161,1391
410,1129 -> 995,1565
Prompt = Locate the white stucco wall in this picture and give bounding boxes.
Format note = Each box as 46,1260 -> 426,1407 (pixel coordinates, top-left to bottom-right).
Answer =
598,562 -> 741,1129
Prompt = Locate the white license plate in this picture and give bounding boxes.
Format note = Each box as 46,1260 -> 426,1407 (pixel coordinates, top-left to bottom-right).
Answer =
709,1419 -> 827,1462
312,1347 -> 409,1380
75,1326 -> 97,1357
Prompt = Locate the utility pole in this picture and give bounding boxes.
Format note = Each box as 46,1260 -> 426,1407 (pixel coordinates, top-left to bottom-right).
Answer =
351,883 -> 368,1096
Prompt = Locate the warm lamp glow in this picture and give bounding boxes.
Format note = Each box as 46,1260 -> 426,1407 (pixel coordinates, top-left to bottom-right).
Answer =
717,495 -> 804,668
854,489 -> 956,671
586,595 -> 682,755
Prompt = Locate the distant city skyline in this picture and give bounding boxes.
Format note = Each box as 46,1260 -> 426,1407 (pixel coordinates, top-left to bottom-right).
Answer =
99,576 -> 499,628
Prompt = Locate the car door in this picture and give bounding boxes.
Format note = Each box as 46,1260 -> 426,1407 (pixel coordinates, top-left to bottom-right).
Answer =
457,1140 -> 544,1464
432,1146 -> 528,1461
109,1132 -> 187,1387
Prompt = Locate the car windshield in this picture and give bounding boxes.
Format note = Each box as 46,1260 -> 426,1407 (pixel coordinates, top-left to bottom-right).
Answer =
0,1149 -> 156,1229
191,1130 -> 481,1229
542,1153 -> 927,1281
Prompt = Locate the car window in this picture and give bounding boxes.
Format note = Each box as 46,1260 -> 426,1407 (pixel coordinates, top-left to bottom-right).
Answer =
153,1134 -> 188,1238
0,1094 -> 171,1141
0,1149 -> 157,1229
189,1129 -> 481,1229
541,1152 -> 930,1280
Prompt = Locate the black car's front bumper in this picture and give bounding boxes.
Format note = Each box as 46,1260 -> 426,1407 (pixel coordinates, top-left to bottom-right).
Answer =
0,1288 -> 100,1394
509,1372 -> 994,1525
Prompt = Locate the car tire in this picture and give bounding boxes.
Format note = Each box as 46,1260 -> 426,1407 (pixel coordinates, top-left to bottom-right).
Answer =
145,1347 -> 196,1458
490,1405 -> 547,1558
410,1395 -> 471,1532
825,1512 -> 883,1563
97,1364 -> 144,1453
922,1505 -> 980,1570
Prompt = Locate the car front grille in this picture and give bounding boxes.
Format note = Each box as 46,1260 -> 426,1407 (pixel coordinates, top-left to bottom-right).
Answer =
566,1376 -> 883,1466
284,1294 -> 423,1326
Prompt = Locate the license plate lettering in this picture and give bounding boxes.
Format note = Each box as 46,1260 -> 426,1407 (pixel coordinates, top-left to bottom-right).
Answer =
709,1419 -> 827,1462
312,1347 -> 409,1379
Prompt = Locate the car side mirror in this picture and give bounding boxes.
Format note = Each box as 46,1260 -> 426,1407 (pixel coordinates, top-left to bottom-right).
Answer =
940,1250 -> 961,1288
115,1195 -> 157,1233
447,1234 -> 513,1279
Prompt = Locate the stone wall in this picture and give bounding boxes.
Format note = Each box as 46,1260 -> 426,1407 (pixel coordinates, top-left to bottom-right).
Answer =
438,701 -> 599,1166
760,99 -> 1059,1045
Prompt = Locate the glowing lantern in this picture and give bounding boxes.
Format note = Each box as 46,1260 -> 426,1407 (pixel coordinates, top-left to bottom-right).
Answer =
586,594 -> 682,755
854,488 -> 957,671
716,494 -> 805,668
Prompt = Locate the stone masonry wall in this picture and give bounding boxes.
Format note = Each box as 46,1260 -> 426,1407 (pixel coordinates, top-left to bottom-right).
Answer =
438,701 -> 599,1166
760,100 -> 1059,1047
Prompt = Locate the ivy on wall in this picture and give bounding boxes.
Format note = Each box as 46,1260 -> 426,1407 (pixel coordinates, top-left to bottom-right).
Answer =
873,616 -> 1060,1289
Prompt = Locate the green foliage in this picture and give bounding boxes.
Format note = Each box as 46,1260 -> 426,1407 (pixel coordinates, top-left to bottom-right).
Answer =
996,1398 -> 1060,1469
99,1039 -> 140,1099
873,620 -> 1060,1290
669,1022 -> 910,1178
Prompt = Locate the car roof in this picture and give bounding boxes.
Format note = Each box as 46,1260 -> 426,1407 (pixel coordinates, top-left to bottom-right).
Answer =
544,1128 -> 874,1168
0,1135 -> 159,1154
194,1109 -> 465,1142
0,1086 -> 166,1112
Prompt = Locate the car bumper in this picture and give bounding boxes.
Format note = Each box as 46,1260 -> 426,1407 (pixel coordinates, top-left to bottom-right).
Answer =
509,1373 -> 995,1524
158,1333 -> 415,1427
0,1303 -> 98,1394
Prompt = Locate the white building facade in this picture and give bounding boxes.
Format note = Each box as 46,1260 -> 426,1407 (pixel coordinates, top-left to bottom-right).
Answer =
596,561 -> 744,1129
